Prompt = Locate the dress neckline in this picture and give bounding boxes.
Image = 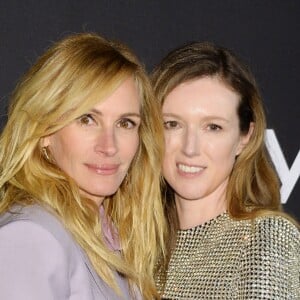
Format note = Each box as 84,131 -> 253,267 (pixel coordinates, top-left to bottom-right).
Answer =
178,211 -> 229,232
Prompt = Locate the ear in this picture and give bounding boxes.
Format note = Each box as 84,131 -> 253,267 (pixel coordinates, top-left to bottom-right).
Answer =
40,136 -> 51,148
236,122 -> 254,156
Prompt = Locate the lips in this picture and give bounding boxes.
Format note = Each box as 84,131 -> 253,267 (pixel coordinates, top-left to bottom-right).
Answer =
177,163 -> 205,174
85,163 -> 120,175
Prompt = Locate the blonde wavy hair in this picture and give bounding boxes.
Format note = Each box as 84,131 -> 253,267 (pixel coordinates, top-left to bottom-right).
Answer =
0,33 -> 166,299
152,42 -> 298,235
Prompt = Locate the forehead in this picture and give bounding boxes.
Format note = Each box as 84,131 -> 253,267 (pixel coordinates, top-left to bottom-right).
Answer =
163,76 -> 240,118
92,76 -> 141,112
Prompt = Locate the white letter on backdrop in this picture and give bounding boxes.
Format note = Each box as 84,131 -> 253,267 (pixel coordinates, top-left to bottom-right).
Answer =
265,129 -> 300,203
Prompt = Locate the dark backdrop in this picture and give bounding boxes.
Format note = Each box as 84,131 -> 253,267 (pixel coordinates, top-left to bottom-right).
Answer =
0,1 -> 299,220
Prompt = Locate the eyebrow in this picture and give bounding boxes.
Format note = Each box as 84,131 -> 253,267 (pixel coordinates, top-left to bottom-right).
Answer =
162,113 -> 230,123
90,108 -> 141,118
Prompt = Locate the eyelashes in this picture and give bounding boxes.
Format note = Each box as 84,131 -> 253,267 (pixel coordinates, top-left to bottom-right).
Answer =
116,118 -> 137,129
77,114 -> 139,129
78,114 -> 95,126
164,120 -> 180,130
163,120 -> 223,131
207,124 -> 222,131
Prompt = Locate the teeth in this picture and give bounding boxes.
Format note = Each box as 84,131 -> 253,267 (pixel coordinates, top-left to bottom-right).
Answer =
178,164 -> 203,173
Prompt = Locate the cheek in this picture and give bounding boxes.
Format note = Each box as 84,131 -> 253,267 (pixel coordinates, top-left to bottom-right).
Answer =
210,141 -> 239,167
48,131 -> 83,168
162,137 -> 175,169
206,134 -> 240,157
123,134 -> 140,159
49,139 -> 73,168
164,132 -> 181,152
162,148 -> 174,178
132,138 -> 140,156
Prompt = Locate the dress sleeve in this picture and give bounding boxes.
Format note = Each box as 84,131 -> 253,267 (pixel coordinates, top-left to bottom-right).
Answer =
0,220 -> 70,300
238,216 -> 300,300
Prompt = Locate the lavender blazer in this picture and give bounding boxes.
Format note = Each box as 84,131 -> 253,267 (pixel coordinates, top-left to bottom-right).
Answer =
0,205 -> 137,300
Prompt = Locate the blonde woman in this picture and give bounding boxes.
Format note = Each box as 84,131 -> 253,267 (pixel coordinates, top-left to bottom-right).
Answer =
153,42 -> 299,299
0,33 -> 166,299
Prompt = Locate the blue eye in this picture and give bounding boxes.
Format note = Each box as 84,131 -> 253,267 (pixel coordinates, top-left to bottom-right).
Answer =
164,120 -> 179,129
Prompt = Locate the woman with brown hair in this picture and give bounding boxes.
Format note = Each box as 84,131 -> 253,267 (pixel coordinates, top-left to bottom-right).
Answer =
153,42 -> 299,299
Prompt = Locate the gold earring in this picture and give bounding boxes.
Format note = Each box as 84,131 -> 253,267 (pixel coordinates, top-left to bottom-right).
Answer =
42,146 -> 51,161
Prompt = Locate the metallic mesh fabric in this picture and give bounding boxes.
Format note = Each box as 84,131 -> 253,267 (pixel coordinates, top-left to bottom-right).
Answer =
156,213 -> 300,299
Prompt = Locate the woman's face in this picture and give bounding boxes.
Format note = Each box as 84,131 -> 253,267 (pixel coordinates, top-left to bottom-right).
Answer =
162,76 -> 252,204
43,77 -> 141,206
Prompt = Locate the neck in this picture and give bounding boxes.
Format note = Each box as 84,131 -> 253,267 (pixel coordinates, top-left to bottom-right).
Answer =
175,182 -> 227,230
79,190 -> 104,207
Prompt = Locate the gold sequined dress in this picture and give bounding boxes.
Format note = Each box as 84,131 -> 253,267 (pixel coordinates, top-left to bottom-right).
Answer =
156,213 -> 300,299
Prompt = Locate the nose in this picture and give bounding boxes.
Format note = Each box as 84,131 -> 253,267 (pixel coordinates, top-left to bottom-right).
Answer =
94,127 -> 118,156
182,126 -> 200,157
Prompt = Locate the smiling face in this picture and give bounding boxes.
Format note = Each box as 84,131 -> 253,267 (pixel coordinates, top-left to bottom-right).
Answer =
162,76 -> 252,207
43,77 -> 141,206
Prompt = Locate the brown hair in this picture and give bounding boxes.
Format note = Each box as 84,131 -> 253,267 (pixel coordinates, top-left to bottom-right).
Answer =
152,41 -> 284,233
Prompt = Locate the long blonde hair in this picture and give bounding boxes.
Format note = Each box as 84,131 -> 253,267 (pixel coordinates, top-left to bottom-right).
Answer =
0,33 -> 166,298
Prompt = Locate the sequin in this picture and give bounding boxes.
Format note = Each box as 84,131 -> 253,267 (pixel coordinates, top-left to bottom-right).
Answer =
156,213 -> 300,299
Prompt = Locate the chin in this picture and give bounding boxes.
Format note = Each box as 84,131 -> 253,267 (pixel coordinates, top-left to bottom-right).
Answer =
97,186 -> 120,196
81,186 -> 119,201
176,191 -> 204,201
